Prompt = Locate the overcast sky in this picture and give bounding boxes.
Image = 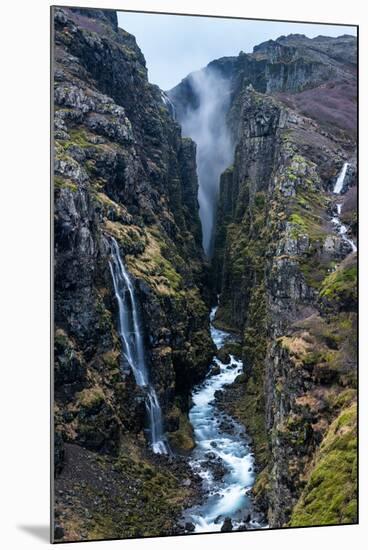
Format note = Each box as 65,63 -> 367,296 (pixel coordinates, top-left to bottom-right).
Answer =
117,11 -> 356,91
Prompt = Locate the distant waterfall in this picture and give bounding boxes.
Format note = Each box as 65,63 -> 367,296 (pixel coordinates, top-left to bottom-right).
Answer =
333,162 -> 349,194
331,162 -> 357,253
161,91 -> 176,120
108,237 -> 169,454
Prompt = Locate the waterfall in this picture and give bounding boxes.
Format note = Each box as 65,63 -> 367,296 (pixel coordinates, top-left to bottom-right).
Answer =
333,162 -> 349,194
331,162 -> 357,253
171,68 -> 233,257
161,91 -> 176,120
108,237 -> 169,454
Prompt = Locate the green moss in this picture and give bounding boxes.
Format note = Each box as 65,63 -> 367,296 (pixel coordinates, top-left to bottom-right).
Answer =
104,220 -> 146,255
167,407 -> 195,453
232,284 -> 269,468
77,387 -> 105,409
253,466 -> 270,499
88,448 -> 191,539
289,212 -> 308,236
320,263 -> 357,312
254,191 -> 266,209
66,128 -> 92,149
328,389 -> 356,410
126,229 -> 183,297
290,403 -> 357,526
54,175 -> 78,192
185,288 -> 209,318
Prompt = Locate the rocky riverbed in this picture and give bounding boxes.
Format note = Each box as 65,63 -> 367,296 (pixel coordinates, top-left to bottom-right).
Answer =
179,308 -> 266,533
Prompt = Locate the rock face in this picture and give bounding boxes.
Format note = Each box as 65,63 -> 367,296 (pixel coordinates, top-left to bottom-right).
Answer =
216,51 -> 357,528
170,33 -> 357,528
53,7 -> 214,541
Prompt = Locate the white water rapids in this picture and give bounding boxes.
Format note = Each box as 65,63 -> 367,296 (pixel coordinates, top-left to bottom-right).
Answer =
331,162 -> 357,253
183,307 -> 266,533
108,237 -> 169,454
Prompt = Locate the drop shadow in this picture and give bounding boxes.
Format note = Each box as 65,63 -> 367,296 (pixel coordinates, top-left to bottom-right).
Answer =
17,525 -> 50,543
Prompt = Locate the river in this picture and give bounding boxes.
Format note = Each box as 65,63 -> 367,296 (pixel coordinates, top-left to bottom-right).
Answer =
183,306 -> 266,533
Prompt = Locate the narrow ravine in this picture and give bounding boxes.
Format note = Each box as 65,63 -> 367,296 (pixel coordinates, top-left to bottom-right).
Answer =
169,69 -> 234,257
332,162 -> 357,253
183,306 -> 266,533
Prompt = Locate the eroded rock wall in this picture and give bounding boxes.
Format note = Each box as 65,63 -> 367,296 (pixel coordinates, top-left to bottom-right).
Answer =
212,81 -> 357,527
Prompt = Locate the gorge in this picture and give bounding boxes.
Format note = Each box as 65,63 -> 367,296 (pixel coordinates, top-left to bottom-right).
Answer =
53,7 -> 357,542
169,69 -> 234,256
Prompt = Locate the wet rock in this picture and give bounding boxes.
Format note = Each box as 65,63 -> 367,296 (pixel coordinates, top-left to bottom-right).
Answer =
214,514 -> 223,524
216,348 -> 231,364
185,522 -> 195,533
211,364 -> 221,376
221,517 -> 233,532
205,452 -> 216,460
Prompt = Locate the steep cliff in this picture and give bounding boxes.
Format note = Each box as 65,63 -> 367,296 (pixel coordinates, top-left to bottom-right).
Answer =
53,7 -> 214,541
170,33 -> 357,528
210,45 -> 357,527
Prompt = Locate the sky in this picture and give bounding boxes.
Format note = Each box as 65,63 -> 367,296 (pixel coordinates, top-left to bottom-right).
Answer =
117,11 -> 357,90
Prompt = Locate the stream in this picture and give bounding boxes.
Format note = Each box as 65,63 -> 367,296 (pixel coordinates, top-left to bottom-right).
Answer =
331,162 -> 357,253
183,306 -> 266,533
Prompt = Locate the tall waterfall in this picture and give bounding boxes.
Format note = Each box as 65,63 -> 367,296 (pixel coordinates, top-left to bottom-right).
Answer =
108,237 -> 169,454
172,68 -> 233,257
333,162 -> 349,194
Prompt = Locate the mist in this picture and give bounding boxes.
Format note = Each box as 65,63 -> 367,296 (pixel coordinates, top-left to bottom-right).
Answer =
174,69 -> 234,256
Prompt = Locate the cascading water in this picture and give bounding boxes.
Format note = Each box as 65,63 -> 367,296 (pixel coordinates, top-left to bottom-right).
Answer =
331,162 -> 357,253
182,306 -> 266,532
108,236 -> 169,454
170,69 -> 234,257
161,91 -> 176,120
333,162 -> 349,194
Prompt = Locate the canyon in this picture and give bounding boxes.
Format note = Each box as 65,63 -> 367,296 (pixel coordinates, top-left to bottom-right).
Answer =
53,7 -> 357,542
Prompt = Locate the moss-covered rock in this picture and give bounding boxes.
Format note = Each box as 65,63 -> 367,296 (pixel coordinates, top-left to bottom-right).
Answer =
320,261 -> 357,312
167,406 -> 195,453
54,441 -> 196,541
290,403 -> 357,526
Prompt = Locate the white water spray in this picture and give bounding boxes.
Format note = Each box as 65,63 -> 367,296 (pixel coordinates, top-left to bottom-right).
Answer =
172,69 -> 234,256
333,162 -> 349,194
161,91 -> 176,120
183,305 -> 267,532
108,237 -> 169,454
